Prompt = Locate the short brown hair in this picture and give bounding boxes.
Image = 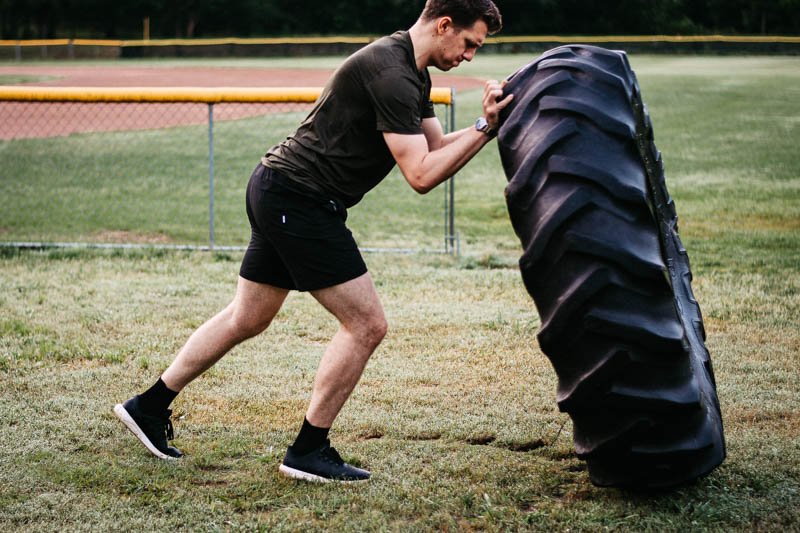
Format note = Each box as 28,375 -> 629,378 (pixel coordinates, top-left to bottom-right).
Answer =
421,0 -> 503,35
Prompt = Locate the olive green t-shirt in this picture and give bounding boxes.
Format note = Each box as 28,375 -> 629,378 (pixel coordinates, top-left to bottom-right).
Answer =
262,31 -> 436,208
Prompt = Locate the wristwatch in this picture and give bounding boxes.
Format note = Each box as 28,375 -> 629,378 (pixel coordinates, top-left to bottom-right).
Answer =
475,116 -> 497,138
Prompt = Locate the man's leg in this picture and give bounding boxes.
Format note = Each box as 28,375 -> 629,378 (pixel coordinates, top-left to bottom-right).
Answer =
305,272 -> 387,426
161,277 -> 289,391
279,272 -> 387,482
115,277 -> 289,459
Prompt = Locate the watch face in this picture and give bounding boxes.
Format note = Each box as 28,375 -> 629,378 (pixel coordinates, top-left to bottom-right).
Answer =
476,117 -> 489,131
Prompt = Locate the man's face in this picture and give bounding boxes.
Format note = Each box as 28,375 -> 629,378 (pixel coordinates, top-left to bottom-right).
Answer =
433,18 -> 488,71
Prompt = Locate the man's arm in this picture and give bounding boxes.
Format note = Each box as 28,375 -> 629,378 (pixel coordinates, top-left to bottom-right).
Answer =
421,117 -> 483,151
385,80 -> 512,194
385,127 -> 491,194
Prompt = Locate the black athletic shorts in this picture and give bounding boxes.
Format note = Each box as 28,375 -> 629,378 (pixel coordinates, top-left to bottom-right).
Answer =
239,164 -> 367,292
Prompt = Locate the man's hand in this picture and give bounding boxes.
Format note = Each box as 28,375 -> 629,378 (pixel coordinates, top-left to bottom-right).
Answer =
482,79 -> 514,131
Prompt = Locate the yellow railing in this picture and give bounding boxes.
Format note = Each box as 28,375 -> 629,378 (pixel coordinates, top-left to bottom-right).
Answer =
0,86 -> 454,105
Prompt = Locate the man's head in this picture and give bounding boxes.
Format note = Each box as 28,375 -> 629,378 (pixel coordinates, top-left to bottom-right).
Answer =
418,0 -> 502,71
421,0 -> 502,35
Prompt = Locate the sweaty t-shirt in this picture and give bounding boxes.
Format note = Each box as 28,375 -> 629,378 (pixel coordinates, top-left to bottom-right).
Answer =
262,31 -> 436,208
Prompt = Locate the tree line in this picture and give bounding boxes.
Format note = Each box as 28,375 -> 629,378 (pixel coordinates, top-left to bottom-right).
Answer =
2,0 -> 799,40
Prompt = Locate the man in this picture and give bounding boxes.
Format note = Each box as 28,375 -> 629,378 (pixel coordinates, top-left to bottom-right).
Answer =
114,0 -> 512,483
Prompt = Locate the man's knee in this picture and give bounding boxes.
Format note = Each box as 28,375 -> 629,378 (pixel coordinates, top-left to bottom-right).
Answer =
229,307 -> 271,340
350,313 -> 387,348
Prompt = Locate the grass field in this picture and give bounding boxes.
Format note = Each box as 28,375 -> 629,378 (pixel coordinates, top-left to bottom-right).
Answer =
0,74 -> 56,84
1,54 -> 799,531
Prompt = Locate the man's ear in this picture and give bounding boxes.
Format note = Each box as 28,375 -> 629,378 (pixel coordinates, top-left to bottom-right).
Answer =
436,16 -> 454,35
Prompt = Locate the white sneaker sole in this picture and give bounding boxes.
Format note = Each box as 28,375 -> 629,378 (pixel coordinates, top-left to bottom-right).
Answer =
114,403 -> 177,461
278,464 -> 370,484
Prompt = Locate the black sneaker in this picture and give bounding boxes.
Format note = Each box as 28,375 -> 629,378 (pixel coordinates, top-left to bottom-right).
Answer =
279,440 -> 370,483
113,396 -> 183,460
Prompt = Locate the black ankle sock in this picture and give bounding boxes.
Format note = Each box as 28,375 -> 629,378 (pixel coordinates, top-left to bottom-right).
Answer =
292,418 -> 330,455
138,377 -> 179,414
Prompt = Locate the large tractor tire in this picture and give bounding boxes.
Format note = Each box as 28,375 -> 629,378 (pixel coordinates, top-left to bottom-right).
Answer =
497,45 -> 725,489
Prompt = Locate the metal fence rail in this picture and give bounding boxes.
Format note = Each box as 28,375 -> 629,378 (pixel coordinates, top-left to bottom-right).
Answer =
0,86 -> 458,254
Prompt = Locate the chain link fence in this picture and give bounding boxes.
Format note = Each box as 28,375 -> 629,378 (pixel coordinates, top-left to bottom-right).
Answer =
0,87 -> 457,254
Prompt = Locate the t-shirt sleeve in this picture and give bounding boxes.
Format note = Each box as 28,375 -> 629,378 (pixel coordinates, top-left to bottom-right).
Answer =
367,67 -> 425,135
422,99 -> 436,120
422,68 -> 436,119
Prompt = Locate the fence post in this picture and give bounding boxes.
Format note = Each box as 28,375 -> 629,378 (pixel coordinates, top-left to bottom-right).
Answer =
208,103 -> 215,251
447,88 -> 458,255
443,101 -> 450,253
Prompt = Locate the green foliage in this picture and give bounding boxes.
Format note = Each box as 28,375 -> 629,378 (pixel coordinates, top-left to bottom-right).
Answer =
2,0 -> 799,39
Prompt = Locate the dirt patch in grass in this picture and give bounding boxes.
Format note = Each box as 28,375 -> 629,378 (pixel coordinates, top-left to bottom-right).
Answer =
729,407 -> 800,433
740,214 -> 800,231
357,428 -> 385,440
502,439 -> 546,452
560,486 -> 595,503
466,433 -> 496,445
405,431 -> 442,441
182,395 -> 306,429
